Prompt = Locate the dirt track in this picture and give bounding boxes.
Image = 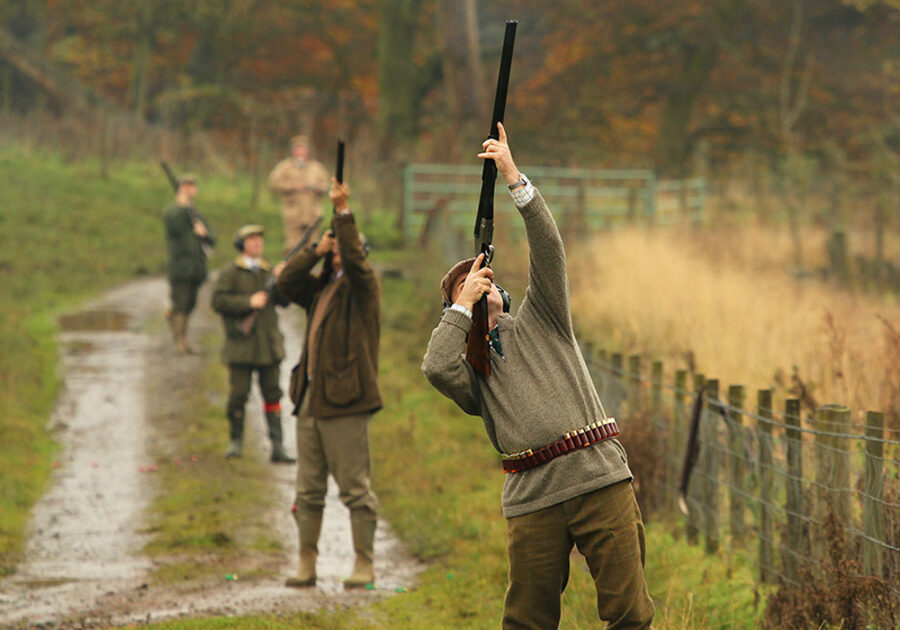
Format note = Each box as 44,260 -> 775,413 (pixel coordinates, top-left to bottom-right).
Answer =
0,277 -> 422,628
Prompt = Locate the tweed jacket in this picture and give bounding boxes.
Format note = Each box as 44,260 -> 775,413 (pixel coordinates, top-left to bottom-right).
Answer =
276,211 -> 382,419
211,257 -> 289,366
164,204 -> 214,284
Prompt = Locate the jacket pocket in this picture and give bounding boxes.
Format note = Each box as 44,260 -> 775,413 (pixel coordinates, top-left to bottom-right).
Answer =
323,359 -> 362,407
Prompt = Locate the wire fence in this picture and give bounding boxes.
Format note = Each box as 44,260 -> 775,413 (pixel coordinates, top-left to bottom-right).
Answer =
580,346 -> 899,601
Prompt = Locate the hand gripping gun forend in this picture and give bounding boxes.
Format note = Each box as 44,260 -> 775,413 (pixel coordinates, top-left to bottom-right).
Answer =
466,20 -> 517,377
160,161 -> 213,260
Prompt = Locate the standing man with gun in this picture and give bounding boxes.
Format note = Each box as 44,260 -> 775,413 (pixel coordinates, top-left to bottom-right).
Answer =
276,142 -> 382,590
210,225 -> 296,463
421,21 -> 654,629
162,170 -> 215,354
268,135 -> 330,253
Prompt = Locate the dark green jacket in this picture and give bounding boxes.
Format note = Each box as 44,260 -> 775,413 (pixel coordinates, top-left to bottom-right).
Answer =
164,204 -> 215,283
211,258 -> 289,366
276,211 -> 382,419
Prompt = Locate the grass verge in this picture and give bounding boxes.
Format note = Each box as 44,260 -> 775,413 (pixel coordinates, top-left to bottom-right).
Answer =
0,145 -> 283,573
129,257 -> 765,629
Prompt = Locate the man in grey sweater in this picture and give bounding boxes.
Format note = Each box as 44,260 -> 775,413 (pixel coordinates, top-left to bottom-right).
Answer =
422,123 -> 654,629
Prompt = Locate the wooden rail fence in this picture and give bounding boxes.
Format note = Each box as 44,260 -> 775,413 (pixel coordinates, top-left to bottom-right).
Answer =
580,345 -> 898,596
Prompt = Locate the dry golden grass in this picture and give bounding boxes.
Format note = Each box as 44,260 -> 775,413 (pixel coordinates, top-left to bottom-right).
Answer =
567,225 -> 900,423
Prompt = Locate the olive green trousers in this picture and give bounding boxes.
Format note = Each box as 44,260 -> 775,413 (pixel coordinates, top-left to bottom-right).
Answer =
503,480 -> 654,629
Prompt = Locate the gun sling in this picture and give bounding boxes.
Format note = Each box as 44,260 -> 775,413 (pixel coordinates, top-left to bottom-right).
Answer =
501,418 -> 620,474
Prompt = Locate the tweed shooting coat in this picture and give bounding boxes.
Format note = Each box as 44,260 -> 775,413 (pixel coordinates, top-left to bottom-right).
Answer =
211,257 -> 289,366
422,189 -> 633,518
164,204 -> 214,284
276,211 -> 382,419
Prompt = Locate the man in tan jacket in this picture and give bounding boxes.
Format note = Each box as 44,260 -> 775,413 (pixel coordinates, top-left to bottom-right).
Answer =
268,135 -> 330,252
422,123 -> 654,629
276,179 -> 381,590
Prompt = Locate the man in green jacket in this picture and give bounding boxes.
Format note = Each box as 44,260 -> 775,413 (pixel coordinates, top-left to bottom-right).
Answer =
422,124 -> 654,629
276,179 -> 381,590
164,173 -> 215,354
211,225 -> 295,464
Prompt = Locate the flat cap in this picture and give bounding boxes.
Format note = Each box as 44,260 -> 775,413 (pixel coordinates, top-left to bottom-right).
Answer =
440,257 -> 477,306
235,224 -> 265,240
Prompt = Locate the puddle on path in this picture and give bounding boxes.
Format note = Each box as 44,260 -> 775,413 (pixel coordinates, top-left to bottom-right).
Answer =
59,309 -> 130,332
0,280 -> 164,627
0,277 -> 423,628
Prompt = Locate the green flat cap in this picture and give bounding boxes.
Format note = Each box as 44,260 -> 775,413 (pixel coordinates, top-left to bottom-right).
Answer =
178,172 -> 198,185
235,224 -> 265,240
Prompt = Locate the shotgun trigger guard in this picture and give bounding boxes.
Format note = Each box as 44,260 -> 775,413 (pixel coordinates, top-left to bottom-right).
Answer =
483,244 -> 495,265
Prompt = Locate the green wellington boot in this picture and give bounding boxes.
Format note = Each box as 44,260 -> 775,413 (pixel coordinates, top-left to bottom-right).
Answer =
224,410 -> 243,458
266,412 -> 296,463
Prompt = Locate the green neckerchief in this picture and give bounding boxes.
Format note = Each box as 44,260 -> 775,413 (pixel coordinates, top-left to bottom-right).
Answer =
488,325 -> 504,358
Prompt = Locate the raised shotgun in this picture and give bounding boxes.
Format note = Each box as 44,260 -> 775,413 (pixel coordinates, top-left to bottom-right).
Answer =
466,20 -> 517,377
160,161 -> 213,259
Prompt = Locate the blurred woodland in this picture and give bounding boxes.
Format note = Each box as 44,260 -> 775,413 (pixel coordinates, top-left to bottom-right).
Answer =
1,0 -> 898,204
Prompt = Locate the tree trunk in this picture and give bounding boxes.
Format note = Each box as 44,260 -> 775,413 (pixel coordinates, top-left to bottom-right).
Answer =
656,42 -> 717,178
376,0 -> 422,164
435,0 -> 485,161
129,2 -> 153,119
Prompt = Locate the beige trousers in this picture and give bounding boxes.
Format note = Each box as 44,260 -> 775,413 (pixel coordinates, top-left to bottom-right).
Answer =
293,396 -> 377,514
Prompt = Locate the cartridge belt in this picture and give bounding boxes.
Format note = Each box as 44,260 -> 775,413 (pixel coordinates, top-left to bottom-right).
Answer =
501,418 -> 620,474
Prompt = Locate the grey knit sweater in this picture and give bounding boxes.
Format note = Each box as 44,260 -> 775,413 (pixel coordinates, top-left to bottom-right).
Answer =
422,189 -> 633,518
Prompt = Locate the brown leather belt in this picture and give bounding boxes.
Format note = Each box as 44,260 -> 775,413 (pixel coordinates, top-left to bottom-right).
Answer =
501,418 -> 620,474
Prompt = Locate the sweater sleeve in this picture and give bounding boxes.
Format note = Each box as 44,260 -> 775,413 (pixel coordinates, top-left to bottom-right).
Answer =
518,189 -> 573,337
421,309 -> 482,416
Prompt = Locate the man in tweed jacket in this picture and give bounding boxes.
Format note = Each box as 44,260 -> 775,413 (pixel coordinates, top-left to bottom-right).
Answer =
422,123 -> 654,629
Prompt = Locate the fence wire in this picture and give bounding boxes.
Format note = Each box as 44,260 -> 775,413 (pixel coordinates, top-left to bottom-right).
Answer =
582,348 -> 899,603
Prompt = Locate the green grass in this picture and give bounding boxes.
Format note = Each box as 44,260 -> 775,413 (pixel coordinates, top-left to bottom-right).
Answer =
140,330 -> 287,583
1,144 -> 766,627
0,144 -> 283,573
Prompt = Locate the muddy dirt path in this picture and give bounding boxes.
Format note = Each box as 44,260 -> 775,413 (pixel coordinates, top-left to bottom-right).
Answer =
0,276 -> 422,628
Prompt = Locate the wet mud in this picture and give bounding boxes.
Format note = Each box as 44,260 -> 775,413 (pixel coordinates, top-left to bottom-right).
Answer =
0,277 -> 422,628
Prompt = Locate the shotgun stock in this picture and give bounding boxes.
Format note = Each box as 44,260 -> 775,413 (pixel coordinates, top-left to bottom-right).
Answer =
466,20 -> 517,377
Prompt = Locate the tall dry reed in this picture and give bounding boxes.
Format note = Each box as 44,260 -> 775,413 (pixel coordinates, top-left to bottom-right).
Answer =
568,226 -> 899,424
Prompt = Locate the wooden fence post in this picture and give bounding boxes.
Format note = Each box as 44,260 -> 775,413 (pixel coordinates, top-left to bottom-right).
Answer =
650,361 -> 669,507
609,352 -> 624,416
758,389 -> 774,583
673,369 -> 687,509
651,361 -> 663,416
627,354 -> 642,414
784,398 -> 804,584
727,384 -> 746,547
863,410 -> 884,577
686,372 -> 704,544
702,379 -> 720,554
812,404 -> 851,569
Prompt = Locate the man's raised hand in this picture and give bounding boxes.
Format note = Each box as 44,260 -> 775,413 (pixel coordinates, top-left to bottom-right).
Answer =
455,253 -> 494,311
477,122 -> 521,186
